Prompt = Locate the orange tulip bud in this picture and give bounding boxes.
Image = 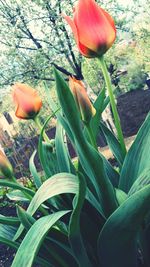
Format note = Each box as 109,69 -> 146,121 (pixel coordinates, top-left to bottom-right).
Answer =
69,77 -> 96,123
0,151 -> 13,179
12,83 -> 42,120
63,0 -> 116,57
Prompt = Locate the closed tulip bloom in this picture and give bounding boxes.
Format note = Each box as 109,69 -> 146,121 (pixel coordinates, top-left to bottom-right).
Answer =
0,151 -> 13,179
69,77 -> 96,123
63,0 -> 116,57
12,83 -> 42,120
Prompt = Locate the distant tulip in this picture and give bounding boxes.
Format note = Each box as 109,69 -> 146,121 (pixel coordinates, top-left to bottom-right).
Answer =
69,77 -> 96,123
12,83 -> 42,120
63,0 -> 116,57
0,151 -> 13,179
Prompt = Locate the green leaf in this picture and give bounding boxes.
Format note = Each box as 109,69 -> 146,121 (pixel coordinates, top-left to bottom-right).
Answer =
119,113 -> 150,192
54,69 -> 118,217
17,206 -> 77,266
69,172 -> 92,267
14,172 -> 103,241
0,215 -> 20,226
54,68 -> 81,138
0,223 -> 17,240
100,121 -> 124,167
90,87 -> 106,138
128,168 -> 150,196
0,180 -> 34,197
6,190 -> 29,202
55,120 -> 75,173
29,150 -> 42,188
101,153 -> 120,187
11,211 -> 70,267
26,173 -> 78,216
17,206 -> 36,231
44,81 -> 75,143
115,188 -> 127,205
38,113 -> 59,179
98,184 -> 150,267
13,173 -> 78,241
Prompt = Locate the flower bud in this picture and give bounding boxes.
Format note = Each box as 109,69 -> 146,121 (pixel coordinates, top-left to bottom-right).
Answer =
63,0 -> 116,57
12,83 -> 42,120
69,77 -> 96,123
0,151 -> 14,179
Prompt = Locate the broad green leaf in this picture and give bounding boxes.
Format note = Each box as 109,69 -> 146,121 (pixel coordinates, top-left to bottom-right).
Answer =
55,120 -> 74,173
17,206 -> 36,231
26,173 -> 78,216
119,113 -> 150,192
14,172 -> 103,241
0,223 -> 17,240
57,114 -> 75,144
115,188 -> 127,205
29,150 -> 42,188
11,211 -> 70,267
6,190 -> 29,202
75,139 -> 118,216
13,173 -> 78,240
44,81 -> 75,144
54,68 -> 81,137
100,121 -> 124,167
69,172 -> 92,267
102,95 -> 110,111
98,184 -> 150,267
0,180 -> 34,198
17,206 -> 78,266
0,215 -> 19,226
90,87 -> 106,138
38,113 -> 59,178
54,69 -> 118,217
128,168 -> 150,196
101,153 -> 120,187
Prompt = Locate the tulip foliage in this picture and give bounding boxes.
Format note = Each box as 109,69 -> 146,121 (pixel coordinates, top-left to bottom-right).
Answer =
0,1 -> 150,267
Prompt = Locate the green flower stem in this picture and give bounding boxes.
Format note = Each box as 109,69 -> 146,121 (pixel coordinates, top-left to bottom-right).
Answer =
85,123 -> 98,151
98,56 -> 127,158
33,116 -> 50,143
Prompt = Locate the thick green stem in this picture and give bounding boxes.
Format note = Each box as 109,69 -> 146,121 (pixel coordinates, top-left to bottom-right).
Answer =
33,116 -> 50,143
98,56 -> 127,158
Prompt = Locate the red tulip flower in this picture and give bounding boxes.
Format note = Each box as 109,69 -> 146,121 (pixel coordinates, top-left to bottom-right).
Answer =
63,0 -> 116,57
12,83 -> 42,120
0,151 -> 13,179
69,76 -> 96,123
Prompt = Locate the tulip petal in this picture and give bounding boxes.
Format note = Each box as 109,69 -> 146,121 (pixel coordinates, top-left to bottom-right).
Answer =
74,0 -> 116,55
63,13 -> 97,57
12,83 -> 42,120
62,14 -> 78,44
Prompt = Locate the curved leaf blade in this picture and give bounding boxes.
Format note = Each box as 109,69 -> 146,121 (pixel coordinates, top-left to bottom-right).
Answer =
29,150 -> 42,188
11,211 -> 70,267
69,172 -> 92,267
119,113 -> 150,192
98,184 -> 150,267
